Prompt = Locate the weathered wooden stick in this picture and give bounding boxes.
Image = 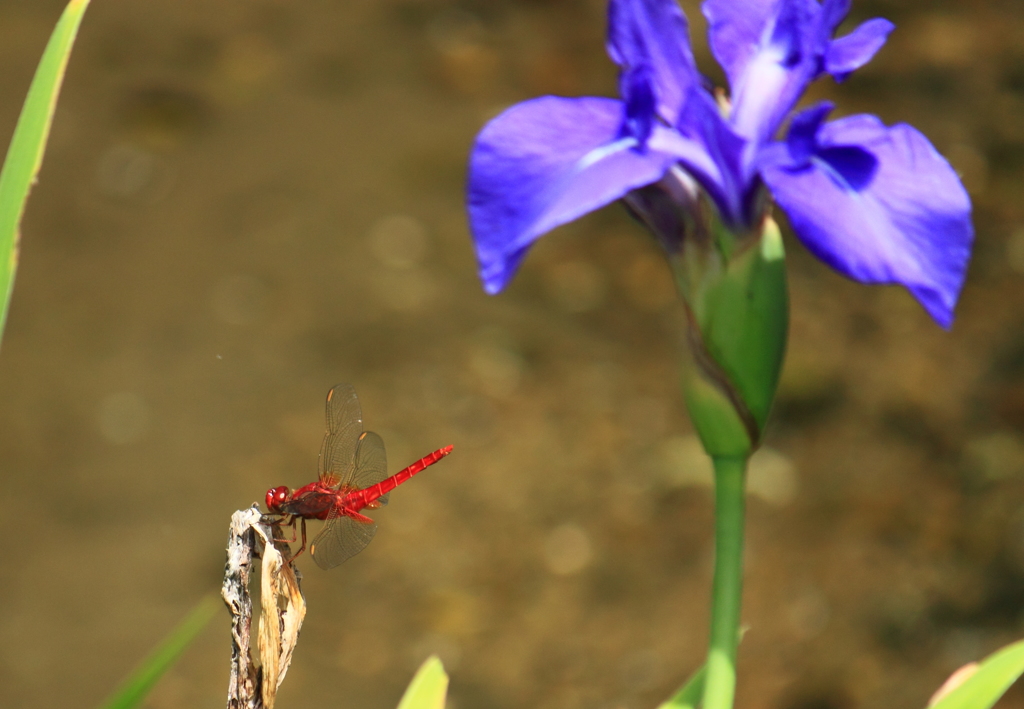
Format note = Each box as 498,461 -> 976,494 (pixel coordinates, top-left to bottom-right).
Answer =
223,506 -> 260,709
222,505 -> 306,709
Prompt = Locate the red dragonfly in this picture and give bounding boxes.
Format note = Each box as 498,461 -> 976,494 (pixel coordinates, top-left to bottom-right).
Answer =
264,383 -> 452,569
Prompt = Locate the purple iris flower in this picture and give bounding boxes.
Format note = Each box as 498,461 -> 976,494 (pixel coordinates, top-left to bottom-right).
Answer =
467,0 -> 973,328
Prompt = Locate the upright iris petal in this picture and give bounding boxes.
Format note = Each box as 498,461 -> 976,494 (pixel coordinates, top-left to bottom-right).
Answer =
607,0 -> 699,124
701,0 -> 784,89
620,65 -> 658,143
720,0 -> 816,143
825,17 -> 895,80
704,0 -> 893,144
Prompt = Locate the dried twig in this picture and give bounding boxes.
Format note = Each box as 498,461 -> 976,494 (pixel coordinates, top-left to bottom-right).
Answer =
223,506 -> 260,709
222,505 -> 307,709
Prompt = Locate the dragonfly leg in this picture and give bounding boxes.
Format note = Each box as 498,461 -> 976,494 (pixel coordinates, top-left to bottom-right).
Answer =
264,514 -> 300,544
279,521 -> 300,545
283,518 -> 309,565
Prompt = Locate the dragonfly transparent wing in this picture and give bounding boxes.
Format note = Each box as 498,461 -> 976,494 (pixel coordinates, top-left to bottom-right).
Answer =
318,383 -> 363,487
310,514 -> 378,569
352,431 -> 391,506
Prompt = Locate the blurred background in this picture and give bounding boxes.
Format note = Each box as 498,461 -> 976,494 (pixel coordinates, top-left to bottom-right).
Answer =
0,0 -> 1021,707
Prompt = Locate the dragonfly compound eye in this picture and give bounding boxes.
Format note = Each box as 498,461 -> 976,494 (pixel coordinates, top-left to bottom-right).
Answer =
266,486 -> 290,512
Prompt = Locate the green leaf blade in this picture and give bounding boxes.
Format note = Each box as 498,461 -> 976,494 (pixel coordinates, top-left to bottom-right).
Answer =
0,0 -> 91,344
657,664 -> 707,709
98,595 -> 219,709
397,656 -> 449,709
929,638 -> 1024,709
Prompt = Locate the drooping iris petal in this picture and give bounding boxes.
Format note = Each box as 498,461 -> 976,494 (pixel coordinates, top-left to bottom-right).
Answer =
825,17 -> 894,81
761,110 -> 973,328
782,100 -> 835,163
467,96 -> 676,294
607,0 -> 699,124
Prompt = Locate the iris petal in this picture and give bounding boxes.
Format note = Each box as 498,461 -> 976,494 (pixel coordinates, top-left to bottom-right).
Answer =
714,0 -> 822,143
668,85 -> 750,223
705,0 -> 887,144
607,0 -> 700,124
467,96 -> 676,294
702,0 -> 779,90
762,112 -> 973,328
825,17 -> 895,81
782,100 -> 835,163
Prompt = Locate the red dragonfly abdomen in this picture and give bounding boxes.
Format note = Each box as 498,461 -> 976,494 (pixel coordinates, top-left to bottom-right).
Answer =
344,445 -> 453,511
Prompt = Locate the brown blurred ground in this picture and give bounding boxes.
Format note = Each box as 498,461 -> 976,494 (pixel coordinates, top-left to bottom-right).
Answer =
0,0 -> 1023,708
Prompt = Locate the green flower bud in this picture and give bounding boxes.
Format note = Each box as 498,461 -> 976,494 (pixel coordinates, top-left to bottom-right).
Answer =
626,175 -> 788,458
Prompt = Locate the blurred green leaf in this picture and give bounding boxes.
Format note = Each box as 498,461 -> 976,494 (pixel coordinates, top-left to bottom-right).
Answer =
397,656 -> 449,709
98,595 -> 219,709
929,638 -> 1024,709
0,0 -> 90,346
656,664 -> 706,709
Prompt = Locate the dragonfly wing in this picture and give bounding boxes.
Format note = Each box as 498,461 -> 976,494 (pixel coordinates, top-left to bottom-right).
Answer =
310,514 -> 378,570
353,430 -> 390,506
318,383 -> 363,487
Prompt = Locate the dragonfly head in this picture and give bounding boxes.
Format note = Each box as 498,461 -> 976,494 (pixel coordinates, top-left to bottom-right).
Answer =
265,486 -> 291,513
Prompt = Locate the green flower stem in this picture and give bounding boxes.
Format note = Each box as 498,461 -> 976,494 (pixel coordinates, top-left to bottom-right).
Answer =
701,455 -> 747,709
